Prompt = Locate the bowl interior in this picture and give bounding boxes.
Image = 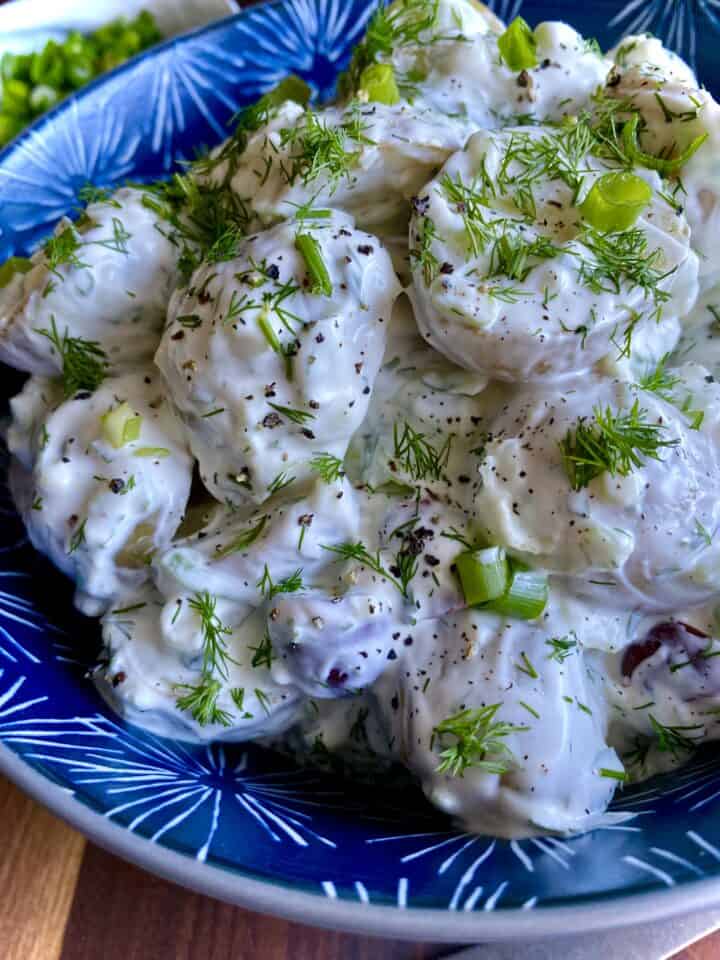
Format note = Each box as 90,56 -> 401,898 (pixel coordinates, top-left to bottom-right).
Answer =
2,0 -> 720,926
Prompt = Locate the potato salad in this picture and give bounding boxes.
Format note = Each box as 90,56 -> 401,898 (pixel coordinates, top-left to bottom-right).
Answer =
4,0 -> 720,839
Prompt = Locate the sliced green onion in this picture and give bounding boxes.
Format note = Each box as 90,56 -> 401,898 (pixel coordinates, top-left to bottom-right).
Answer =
580,171 -> 652,233
2,79 -> 31,118
0,113 -> 25,145
29,84 -> 61,115
1,52 -> 32,83
622,114 -> 708,177
29,41 -> 65,89
456,546 -> 510,606
358,63 -> 400,105
66,56 -> 95,90
295,233 -> 333,296
485,564 -> 548,620
257,309 -> 282,353
238,75 -> 311,132
133,446 -> 169,458
101,402 -> 142,448
497,17 -> 538,72
599,768 -> 628,782
0,256 -> 32,288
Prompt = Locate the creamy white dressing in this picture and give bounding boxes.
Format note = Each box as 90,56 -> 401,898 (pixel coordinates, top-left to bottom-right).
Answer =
0,188 -> 180,376
155,211 -> 401,505
410,123 -> 697,382
5,0 -> 720,839
8,370 -> 193,615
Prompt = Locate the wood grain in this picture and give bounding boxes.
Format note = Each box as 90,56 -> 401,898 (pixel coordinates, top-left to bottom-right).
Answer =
0,777 -> 85,960
58,843 -> 449,960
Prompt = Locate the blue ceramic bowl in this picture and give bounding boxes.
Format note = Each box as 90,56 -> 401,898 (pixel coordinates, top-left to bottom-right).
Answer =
3,0 -> 720,942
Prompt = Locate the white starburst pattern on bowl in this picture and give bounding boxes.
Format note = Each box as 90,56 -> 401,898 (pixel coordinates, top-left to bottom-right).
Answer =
609,0 -> 720,68
139,37 -> 248,169
0,100 -> 141,248
0,695 -> 341,859
232,0 -> 375,99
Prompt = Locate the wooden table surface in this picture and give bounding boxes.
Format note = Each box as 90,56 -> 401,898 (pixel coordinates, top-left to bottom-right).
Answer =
2,776 -> 720,960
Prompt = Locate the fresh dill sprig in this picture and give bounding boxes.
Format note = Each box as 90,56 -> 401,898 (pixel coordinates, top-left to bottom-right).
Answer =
175,677 -> 233,727
188,590 -> 235,681
310,452 -> 345,483
77,184 -> 121,207
142,174 -> 251,280
409,215 -> 441,285
68,518 -> 87,554
322,540 -> 409,598
515,652 -> 538,679
267,471 -> 295,495
649,713 -> 704,758
432,703 -> 529,778
559,399 -> 679,491
173,591 -> 242,727
279,111 -> 366,190
488,231 -> 563,282
230,687 -> 254,719
257,564 -> 305,601
575,227 -> 673,310
36,316 -> 108,396
91,217 -> 132,255
249,627 -> 275,669
637,354 -> 682,403
439,172 -> 494,257
215,515 -> 267,559
266,401 -> 316,425
545,633 -> 578,663
44,226 -> 88,277
392,421 -> 452,482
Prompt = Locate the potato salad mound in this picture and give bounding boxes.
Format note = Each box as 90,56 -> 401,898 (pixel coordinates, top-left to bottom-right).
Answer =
5,0 -> 720,840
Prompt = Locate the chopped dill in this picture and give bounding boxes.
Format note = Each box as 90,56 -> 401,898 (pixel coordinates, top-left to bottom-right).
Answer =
249,627 -> 275,669
266,401 -> 316,425
309,452 -> 345,483
36,316 -> 109,397
322,540 -> 410,598
44,226 -> 87,277
392,421 -> 452,482
267,471 -> 295,495
545,633 -> 578,663
215,515 -> 267,559
409,215 -> 441,284
637,353 -> 681,402
515,652 -> 538,679
175,677 -> 233,727
257,564 -> 305,600
559,399 -> 679,491
68,519 -> 87,554
432,703 -> 528,778
188,590 -> 235,680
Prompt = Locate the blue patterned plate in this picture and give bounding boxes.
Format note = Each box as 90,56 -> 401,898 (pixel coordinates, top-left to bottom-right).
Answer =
3,0 -> 720,942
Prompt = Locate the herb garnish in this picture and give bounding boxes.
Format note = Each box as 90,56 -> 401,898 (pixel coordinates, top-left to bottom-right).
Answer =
310,452 -> 345,483
559,399 -> 679,491
37,316 -> 108,396
392,421 -> 452,482
257,564 -> 305,600
432,703 -> 528,777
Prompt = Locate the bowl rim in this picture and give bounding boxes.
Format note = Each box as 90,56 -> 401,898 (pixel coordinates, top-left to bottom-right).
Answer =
2,0 -> 720,941
4,740 -> 720,942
